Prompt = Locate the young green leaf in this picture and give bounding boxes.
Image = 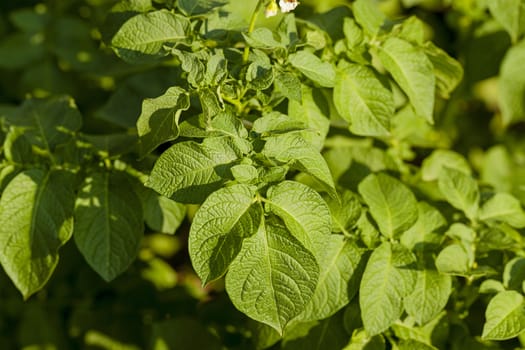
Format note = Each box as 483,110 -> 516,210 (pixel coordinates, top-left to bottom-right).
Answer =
146,137 -> 243,203
333,63 -> 394,136
225,220 -> 319,334
404,267 -> 452,325
274,70 -> 302,102
288,51 -> 336,87
137,86 -> 190,157
189,184 -> 261,284
263,133 -> 337,198
435,244 -> 471,275
111,10 -> 190,60
421,149 -> 471,182
377,37 -> 435,122
360,242 -> 417,336
74,172 -> 144,282
266,180 -> 331,249
480,192 -> 525,228
482,291 -> 525,340
0,169 -> 75,299
438,167 -> 479,220
358,173 -> 418,239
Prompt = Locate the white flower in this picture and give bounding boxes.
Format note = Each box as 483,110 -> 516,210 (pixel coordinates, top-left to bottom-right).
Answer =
279,0 -> 299,13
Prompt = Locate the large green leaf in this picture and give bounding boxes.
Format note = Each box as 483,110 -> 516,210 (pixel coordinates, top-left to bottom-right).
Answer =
377,37 -> 435,122
111,10 -> 189,60
479,192 -> 525,228
487,0 -> 525,43
360,242 -> 417,336
358,173 -> 418,239
482,291 -> 525,340
74,172 -> 144,281
263,133 -> 336,198
137,86 -> 190,157
0,169 -> 75,299
404,267 -> 452,325
189,184 -> 261,284
438,167 -> 479,220
352,0 -> 387,36
293,235 -> 364,322
226,220 -> 319,334
288,51 -> 336,87
266,180 -> 331,249
146,137 -> 243,203
499,40 -> 525,125
334,63 -> 394,137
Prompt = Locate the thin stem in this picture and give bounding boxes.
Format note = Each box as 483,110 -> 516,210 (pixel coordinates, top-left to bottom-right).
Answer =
242,0 -> 265,63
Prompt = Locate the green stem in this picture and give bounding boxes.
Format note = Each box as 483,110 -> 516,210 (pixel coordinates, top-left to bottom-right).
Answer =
242,0 -> 265,63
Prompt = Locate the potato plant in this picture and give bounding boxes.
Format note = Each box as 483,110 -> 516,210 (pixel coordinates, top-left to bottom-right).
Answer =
1,0 -> 525,349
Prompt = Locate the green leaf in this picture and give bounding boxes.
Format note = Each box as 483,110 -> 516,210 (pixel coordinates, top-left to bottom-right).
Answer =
499,39 -> 525,125
275,70 -> 302,102
0,169 -> 75,299
421,149 -> 471,181
247,62 -> 274,90
288,51 -> 336,87
504,257 -> 525,291
177,0 -> 227,16
360,242 -> 417,336
404,267 -> 452,325
243,28 -> 284,49
225,220 -> 319,334
143,190 -> 186,234
377,37 -> 435,122
288,86 -> 331,151
294,235 -> 364,322
423,42 -> 464,99
400,202 -> 447,252
253,112 -> 306,136
74,172 -> 144,281
189,184 -> 261,284
438,167 -> 479,220
328,189 -> 362,234
137,86 -> 190,157
487,0 -> 525,43
482,291 -> 525,340
479,192 -> 525,228
10,96 -> 82,151
343,17 -> 364,48
353,0 -> 387,36
146,137 -> 243,203
358,173 -> 418,239
333,63 -> 394,136
111,10 -> 189,61
266,181 -> 331,249
263,133 -> 337,198
435,244 -> 471,275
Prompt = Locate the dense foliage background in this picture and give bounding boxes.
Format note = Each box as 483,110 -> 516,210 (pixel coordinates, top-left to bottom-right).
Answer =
1,0 -> 525,349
